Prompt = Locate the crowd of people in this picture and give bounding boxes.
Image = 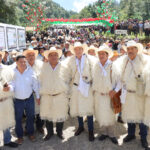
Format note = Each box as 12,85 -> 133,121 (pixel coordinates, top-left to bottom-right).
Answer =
25,26 -> 150,59
0,27 -> 150,150
32,19 -> 150,37
115,19 -> 150,36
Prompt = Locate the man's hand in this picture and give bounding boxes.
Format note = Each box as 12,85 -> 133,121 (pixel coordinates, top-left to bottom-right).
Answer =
3,86 -> 10,92
109,90 -> 117,99
36,99 -> 40,105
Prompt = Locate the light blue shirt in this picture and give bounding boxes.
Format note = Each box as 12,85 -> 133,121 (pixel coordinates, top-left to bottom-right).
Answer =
10,67 -> 40,100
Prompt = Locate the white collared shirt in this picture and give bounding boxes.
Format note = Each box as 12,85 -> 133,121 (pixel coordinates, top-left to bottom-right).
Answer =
0,63 -> 5,69
99,59 -> 112,76
49,62 -> 60,71
10,67 -> 40,100
99,59 -> 121,92
128,55 -> 137,64
0,64 -> 3,69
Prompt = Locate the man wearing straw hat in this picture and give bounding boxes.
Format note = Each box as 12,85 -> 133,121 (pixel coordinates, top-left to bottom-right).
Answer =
23,48 -> 44,134
116,40 -> 150,149
87,45 -> 97,56
0,51 -> 18,148
120,45 -> 127,56
92,45 -> 120,145
2,50 -> 10,65
9,50 -> 18,65
39,47 -> 68,141
64,42 -> 97,141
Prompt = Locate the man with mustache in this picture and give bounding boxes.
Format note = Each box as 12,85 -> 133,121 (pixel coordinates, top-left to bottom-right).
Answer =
116,40 -> 150,149
64,42 -> 96,141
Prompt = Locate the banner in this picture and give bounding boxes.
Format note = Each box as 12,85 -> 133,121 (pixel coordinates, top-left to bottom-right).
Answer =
115,30 -> 128,35
0,26 -> 5,50
0,23 -> 26,51
6,27 -> 17,49
18,29 -> 26,48
42,18 -> 114,27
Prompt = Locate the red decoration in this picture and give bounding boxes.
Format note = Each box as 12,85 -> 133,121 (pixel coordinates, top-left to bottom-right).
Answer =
22,4 -> 26,8
22,0 -> 46,31
44,18 -> 110,22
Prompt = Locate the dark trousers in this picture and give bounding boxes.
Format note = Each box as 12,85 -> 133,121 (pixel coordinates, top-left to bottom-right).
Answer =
3,129 -> 11,144
36,114 -> 44,130
78,116 -> 94,131
46,121 -> 64,135
14,94 -> 35,138
128,123 -> 148,139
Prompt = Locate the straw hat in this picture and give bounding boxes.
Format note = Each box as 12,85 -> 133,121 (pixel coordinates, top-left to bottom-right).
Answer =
31,40 -> 37,44
87,45 -> 98,52
23,48 -> 38,57
97,45 -> 113,56
11,49 -> 17,55
0,51 -> 5,58
44,47 -> 62,59
120,45 -> 127,52
2,49 -> 8,52
113,51 -> 119,57
70,42 -> 88,54
126,40 -> 143,54
143,49 -> 149,55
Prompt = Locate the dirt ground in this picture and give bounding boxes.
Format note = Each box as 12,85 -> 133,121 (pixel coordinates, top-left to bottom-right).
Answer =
0,117 -> 149,150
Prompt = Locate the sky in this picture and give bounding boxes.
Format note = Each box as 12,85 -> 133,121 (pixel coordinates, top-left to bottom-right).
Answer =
53,0 -> 101,12
53,0 -> 120,12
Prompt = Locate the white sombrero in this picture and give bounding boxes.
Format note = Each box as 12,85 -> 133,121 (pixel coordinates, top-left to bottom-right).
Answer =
11,49 -> 17,54
87,45 -> 98,52
0,51 -> 5,58
126,40 -> 143,54
70,42 -> 88,54
120,45 -> 127,52
97,45 -> 113,56
44,47 -> 62,59
23,48 -> 38,58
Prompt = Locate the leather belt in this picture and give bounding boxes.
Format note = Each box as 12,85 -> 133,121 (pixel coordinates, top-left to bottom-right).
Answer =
15,94 -> 33,101
49,93 -> 61,97
100,93 -> 109,96
0,98 -> 7,102
73,83 -> 78,86
127,90 -> 136,93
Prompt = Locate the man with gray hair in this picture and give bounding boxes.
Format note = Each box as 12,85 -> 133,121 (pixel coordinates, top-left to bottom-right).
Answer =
116,40 -> 150,149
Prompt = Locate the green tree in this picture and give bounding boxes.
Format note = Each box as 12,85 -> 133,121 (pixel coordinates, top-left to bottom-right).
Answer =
0,0 -> 18,24
128,1 -> 135,18
119,0 -> 150,20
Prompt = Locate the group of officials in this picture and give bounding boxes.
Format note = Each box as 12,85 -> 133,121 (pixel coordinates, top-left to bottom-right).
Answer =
0,40 -> 150,149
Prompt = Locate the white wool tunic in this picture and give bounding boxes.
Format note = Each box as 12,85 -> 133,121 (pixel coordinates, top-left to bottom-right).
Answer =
31,60 -> 43,114
143,58 -> 150,127
39,62 -> 68,122
0,65 -> 15,130
92,60 -> 119,127
116,54 -> 150,123
63,55 -> 97,117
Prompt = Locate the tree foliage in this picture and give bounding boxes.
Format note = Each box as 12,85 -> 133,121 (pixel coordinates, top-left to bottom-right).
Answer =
71,0 -> 150,20
0,0 -> 18,24
0,0 -> 77,26
0,0 -> 150,26
119,0 -> 150,20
